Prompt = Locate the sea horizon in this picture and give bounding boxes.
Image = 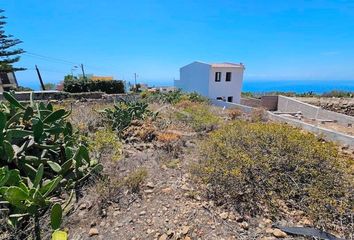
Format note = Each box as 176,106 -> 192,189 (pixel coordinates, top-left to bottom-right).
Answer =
22,79 -> 354,94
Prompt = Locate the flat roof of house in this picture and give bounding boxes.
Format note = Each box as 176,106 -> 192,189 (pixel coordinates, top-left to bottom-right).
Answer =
181,61 -> 245,69
211,63 -> 244,68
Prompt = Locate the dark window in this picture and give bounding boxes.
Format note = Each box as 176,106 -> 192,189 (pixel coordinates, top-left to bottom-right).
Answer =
215,72 -> 221,82
226,72 -> 232,82
216,97 -> 223,100
227,96 -> 233,102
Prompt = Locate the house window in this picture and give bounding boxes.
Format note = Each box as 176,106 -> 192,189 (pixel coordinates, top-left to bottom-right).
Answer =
227,96 -> 233,102
215,72 -> 221,82
216,97 -> 223,100
226,72 -> 232,82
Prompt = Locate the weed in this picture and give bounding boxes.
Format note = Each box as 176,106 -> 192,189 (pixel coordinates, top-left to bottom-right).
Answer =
124,168 -> 148,193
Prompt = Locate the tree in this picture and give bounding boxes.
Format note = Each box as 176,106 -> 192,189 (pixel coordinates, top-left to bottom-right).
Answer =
0,9 -> 25,72
44,83 -> 56,90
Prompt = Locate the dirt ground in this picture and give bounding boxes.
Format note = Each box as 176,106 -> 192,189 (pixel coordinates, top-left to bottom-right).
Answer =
60,102 -> 320,240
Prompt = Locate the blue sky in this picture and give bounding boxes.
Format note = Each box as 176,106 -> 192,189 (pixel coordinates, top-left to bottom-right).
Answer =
2,0 -> 354,89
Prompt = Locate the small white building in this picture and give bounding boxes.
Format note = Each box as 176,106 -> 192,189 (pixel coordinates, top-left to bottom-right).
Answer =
174,61 -> 245,103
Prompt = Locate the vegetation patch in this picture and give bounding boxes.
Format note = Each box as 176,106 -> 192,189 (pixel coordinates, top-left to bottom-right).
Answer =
176,103 -> 220,132
194,120 -> 353,235
0,92 -> 102,239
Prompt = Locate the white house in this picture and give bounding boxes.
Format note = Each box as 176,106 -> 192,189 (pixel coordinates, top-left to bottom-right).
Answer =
174,61 -> 245,103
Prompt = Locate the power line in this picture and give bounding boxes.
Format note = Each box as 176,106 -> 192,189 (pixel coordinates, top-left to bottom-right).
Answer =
23,51 -> 113,76
24,52 -> 79,66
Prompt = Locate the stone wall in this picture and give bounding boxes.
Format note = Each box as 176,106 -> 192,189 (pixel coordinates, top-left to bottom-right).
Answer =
277,96 -> 354,127
298,97 -> 354,117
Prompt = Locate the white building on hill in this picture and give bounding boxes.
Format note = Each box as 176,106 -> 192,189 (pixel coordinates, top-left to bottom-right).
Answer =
174,61 -> 245,103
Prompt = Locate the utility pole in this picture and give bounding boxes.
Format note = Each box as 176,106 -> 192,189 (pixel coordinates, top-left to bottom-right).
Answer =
80,64 -> 86,79
35,65 -> 46,91
134,73 -> 137,92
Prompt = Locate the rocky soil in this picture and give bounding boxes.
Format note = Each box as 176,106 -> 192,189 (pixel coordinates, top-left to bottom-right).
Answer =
57,102 -> 349,240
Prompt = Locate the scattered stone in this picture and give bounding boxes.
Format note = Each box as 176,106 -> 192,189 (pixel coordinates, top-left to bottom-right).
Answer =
144,189 -> 154,194
159,233 -> 168,240
182,226 -> 190,235
166,229 -> 174,237
90,221 -> 96,227
265,228 -> 274,234
88,228 -> 99,237
184,236 -> 192,240
146,182 -> 155,188
220,212 -> 229,220
161,187 -> 172,193
79,203 -> 87,210
272,229 -> 287,238
139,211 -> 146,216
240,221 -> 249,230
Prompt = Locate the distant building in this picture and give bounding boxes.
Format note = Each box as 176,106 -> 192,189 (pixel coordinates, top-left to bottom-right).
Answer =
91,76 -> 113,81
174,61 -> 245,103
0,72 -> 18,92
78,74 -> 114,81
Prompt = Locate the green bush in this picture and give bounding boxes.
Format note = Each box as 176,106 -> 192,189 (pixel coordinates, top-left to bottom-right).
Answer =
195,121 -> 353,233
63,78 -> 125,94
141,90 -> 208,105
0,92 -> 102,239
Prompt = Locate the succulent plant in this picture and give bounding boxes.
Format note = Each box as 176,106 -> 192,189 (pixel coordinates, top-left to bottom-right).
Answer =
0,91 -> 102,239
101,100 -> 157,134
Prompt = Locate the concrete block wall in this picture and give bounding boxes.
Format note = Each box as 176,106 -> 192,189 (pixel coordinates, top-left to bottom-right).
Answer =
267,112 -> 354,148
277,95 -> 320,119
261,96 -> 278,111
277,95 -> 354,126
240,97 -> 261,108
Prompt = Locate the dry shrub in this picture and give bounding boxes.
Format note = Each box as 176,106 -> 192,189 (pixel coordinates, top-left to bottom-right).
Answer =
174,99 -> 195,109
123,168 -> 148,193
123,120 -> 157,142
90,129 -> 123,162
250,107 -> 267,122
157,132 -> 183,158
195,121 -> 353,236
176,103 -> 220,132
227,108 -> 243,120
157,132 -> 181,142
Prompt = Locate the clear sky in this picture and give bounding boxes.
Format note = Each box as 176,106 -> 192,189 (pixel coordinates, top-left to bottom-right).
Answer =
2,0 -> 354,89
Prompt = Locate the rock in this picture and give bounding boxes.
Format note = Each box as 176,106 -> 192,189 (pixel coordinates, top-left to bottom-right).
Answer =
265,228 -> 274,234
181,184 -> 190,191
166,229 -> 174,237
272,229 -> 287,238
144,189 -> 154,194
79,203 -> 87,210
161,187 -> 172,193
240,221 -> 249,230
184,237 -> 192,240
263,218 -> 272,225
220,212 -> 229,220
90,221 -> 97,227
88,228 -> 99,237
146,182 -> 155,188
300,218 -> 312,226
139,211 -> 146,216
159,234 -> 168,240
182,225 -> 190,235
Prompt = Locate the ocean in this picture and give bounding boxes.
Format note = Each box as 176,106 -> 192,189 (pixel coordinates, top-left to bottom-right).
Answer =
22,79 -> 354,94
241,80 -> 354,94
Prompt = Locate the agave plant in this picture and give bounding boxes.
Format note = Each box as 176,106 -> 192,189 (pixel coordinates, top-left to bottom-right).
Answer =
101,100 -> 157,134
0,91 -> 102,239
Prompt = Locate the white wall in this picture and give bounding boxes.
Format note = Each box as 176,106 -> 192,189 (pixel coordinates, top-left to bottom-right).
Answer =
208,67 -> 244,103
176,62 -> 210,96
